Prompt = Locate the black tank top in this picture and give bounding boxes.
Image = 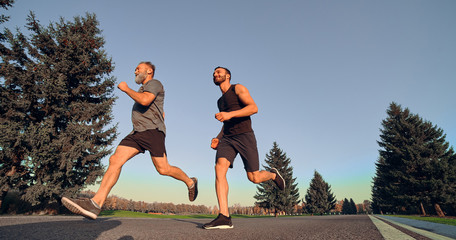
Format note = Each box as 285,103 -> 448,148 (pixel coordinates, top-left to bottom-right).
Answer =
217,84 -> 253,136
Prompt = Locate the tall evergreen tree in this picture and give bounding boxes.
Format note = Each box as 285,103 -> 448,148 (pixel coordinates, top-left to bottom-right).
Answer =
372,102 -> 454,215
254,142 -> 300,216
0,0 -> 15,209
304,170 -> 336,215
0,11 -> 117,211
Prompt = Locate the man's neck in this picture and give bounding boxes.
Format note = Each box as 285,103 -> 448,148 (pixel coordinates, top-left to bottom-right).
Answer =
219,81 -> 231,94
142,77 -> 153,85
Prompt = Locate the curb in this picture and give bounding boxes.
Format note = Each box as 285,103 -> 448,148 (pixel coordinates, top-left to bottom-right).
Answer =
372,215 -> 454,240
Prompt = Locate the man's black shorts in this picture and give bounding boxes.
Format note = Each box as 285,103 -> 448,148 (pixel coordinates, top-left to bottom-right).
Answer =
119,129 -> 166,157
215,131 -> 259,172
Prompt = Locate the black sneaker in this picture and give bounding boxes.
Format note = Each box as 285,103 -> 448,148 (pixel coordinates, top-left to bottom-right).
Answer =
271,168 -> 285,190
188,177 -> 198,202
203,213 -> 233,229
61,197 -> 101,220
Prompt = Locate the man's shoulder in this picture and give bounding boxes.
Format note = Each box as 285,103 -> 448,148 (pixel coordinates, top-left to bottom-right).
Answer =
144,79 -> 164,90
233,83 -> 248,94
146,78 -> 163,85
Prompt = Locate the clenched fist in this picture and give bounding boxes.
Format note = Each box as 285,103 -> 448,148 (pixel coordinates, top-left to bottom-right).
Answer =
215,112 -> 232,122
211,138 -> 219,150
118,81 -> 129,92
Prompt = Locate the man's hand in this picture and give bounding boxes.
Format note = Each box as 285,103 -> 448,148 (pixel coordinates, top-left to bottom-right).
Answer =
118,81 -> 129,92
211,138 -> 219,150
215,112 -> 232,122
117,81 -> 155,106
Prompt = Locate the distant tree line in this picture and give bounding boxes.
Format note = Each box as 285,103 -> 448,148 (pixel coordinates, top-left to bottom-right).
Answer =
79,191 -> 211,215
85,191 -> 305,216
79,191 -> 301,216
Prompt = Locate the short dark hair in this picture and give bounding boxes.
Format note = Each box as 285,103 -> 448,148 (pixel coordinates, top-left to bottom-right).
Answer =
214,66 -> 231,78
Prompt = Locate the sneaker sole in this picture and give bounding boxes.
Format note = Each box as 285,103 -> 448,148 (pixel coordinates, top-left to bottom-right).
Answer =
61,197 -> 98,220
203,225 -> 234,230
272,168 -> 286,189
189,177 -> 198,202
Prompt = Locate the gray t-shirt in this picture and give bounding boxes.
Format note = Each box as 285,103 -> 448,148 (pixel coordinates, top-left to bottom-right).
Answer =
131,79 -> 166,134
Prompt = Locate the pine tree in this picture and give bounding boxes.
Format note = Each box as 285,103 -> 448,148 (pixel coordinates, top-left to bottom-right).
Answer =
0,11 -> 117,211
326,181 -> 337,212
342,198 -> 357,214
349,198 -> 357,214
372,102 -> 454,215
304,170 -> 336,215
0,0 -> 16,209
254,142 -> 300,216
371,155 -> 400,214
342,198 -> 350,214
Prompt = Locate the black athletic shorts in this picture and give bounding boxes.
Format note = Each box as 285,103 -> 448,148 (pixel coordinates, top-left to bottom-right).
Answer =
215,131 -> 259,172
119,129 -> 166,157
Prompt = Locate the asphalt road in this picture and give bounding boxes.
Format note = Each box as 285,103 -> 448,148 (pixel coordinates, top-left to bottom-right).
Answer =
0,215 -> 453,240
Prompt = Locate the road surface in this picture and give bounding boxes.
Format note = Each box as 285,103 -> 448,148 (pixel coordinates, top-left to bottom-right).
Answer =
0,215 -> 454,239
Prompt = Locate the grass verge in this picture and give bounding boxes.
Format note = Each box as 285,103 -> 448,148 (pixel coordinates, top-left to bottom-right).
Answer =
391,215 -> 456,226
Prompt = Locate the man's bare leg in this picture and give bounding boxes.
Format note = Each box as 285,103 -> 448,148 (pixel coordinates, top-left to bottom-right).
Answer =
215,158 -> 231,217
151,153 -> 194,188
201,158 -> 233,229
246,170 -> 276,184
61,145 -> 139,219
92,145 -> 139,207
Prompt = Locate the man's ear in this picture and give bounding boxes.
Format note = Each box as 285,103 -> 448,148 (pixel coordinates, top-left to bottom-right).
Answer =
147,69 -> 153,75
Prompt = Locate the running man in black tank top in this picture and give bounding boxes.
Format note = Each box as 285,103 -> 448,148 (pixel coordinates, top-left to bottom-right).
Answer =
202,67 -> 286,230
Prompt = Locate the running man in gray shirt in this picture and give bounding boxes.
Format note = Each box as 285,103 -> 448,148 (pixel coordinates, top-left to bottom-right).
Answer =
62,62 -> 198,220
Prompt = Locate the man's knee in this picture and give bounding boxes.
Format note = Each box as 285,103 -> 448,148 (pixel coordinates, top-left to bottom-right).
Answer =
108,154 -> 125,169
108,145 -> 138,169
215,159 -> 230,177
156,163 -> 171,176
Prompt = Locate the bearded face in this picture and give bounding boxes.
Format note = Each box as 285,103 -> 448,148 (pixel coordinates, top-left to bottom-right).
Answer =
213,75 -> 226,86
135,72 -> 147,84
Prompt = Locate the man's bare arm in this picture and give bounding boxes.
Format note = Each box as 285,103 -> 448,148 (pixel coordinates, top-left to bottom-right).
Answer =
211,127 -> 224,149
118,81 -> 155,106
215,84 -> 258,122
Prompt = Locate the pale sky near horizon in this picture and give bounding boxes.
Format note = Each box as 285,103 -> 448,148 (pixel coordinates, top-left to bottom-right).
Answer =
4,0 -> 455,208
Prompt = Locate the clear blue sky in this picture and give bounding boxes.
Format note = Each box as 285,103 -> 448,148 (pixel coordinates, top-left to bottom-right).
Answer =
5,0 -> 456,207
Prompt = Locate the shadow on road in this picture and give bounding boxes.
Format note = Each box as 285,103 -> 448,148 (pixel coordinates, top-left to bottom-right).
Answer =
172,218 -> 204,229
0,218 -> 129,240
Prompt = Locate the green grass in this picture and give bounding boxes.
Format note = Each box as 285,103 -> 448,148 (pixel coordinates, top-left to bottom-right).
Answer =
391,215 -> 456,226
